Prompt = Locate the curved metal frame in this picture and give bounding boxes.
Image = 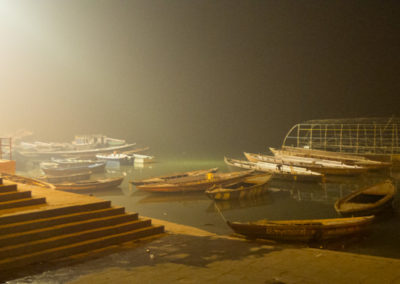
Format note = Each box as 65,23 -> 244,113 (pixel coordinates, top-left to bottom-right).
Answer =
282,118 -> 400,156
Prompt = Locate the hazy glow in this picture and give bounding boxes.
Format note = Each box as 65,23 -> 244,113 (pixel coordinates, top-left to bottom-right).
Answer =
0,1 -> 399,156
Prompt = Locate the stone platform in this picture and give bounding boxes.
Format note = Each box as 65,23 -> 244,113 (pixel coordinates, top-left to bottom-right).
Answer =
0,176 -> 164,281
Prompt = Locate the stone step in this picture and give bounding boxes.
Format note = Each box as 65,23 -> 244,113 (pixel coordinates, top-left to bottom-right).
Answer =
0,191 -> 31,202
0,197 -> 46,211
0,217 -> 153,259
0,224 -> 164,271
0,184 -> 18,193
0,200 -> 111,225
0,206 -> 127,235
0,213 -> 142,248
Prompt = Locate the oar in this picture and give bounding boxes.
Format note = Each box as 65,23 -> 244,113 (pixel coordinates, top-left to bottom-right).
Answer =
213,201 -> 227,223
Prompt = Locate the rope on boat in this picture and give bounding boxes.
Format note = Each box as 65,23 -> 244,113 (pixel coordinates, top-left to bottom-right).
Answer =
213,202 -> 228,223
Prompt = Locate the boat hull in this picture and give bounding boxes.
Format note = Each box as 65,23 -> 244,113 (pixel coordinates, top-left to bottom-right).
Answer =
136,171 -> 253,193
227,216 -> 375,242
18,143 -> 136,159
224,157 -> 323,182
205,174 -> 272,201
335,180 -> 397,216
131,168 -> 219,186
41,162 -> 106,176
39,171 -> 92,183
244,152 -> 368,176
53,177 -> 124,191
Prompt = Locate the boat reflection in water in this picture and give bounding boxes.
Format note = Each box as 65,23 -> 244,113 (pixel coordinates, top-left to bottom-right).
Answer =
207,195 -> 275,213
138,192 -> 207,204
268,174 -> 392,204
134,160 -> 153,169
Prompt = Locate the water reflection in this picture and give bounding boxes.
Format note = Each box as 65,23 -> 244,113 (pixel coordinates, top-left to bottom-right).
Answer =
14,158 -> 400,258
208,195 -> 275,212
138,192 -> 207,204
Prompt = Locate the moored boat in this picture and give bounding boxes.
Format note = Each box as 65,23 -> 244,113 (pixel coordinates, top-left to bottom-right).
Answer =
50,157 -> 100,167
38,171 -> 92,184
52,177 -> 124,191
270,146 -> 391,169
224,157 -> 323,182
96,152 -> 133,165
227,216 -> 375,242
130,167 -> 219,186
18,143 -> 137,159
40,161 -> 106,176
205,173 -> 272,200
133,153 -> 155,163
136,170 -> 253,193
334,180 -> 397,216
244,152 -> 368,175
0,173 -> 55,189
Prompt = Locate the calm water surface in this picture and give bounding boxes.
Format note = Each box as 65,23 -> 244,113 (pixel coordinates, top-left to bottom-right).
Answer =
20,157 -> 400,259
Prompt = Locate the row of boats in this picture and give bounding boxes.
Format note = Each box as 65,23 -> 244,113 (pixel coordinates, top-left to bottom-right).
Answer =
228,179 -> 395,243
128,147 -> 397,243
35,152 -> 156,191
12,135 -> 156,191
13,134 -> 398,243
223,147 -> 391,182
15,135 -> 155,163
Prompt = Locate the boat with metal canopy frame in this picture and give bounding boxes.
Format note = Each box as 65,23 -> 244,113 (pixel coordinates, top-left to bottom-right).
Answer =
281,117 -> 400,163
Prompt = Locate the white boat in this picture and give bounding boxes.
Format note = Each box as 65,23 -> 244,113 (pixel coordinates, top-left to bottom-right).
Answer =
51,157 -> 99,167
18,143 -> 136,159
244,152 -> 368,175
133,153 -> 155,163
270,147 -> 391,169
96,153 -> 133,165
72,135 -> 126,148
224,157 -> 323,182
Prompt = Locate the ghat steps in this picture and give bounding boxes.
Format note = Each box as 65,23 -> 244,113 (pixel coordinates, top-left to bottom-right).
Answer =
0,176 -> 164,272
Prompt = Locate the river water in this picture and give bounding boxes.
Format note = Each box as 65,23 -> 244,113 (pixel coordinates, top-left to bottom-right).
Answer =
19,157 -> 400,259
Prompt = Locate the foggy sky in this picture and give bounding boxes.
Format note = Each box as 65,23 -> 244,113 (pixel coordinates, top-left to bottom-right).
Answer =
1,1 -> 399,157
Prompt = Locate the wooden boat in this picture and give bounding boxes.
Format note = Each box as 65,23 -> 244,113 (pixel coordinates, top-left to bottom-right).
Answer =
205,174 -> 272,200
136,170 -> 253,193
96,153 -> 133,165
38,171 -> 92,184
244,152 -> 368,175
53,177 -> 124,191
227,216 -> 375,242
270,147 -> 391,169
224,157 -> 323,182
334,180 -> 397,216
40,161 -> 106,176
0,173 -> 55,189
18,143 -> 137,159
50,157 -> 100,167
131,167 -> 219,186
